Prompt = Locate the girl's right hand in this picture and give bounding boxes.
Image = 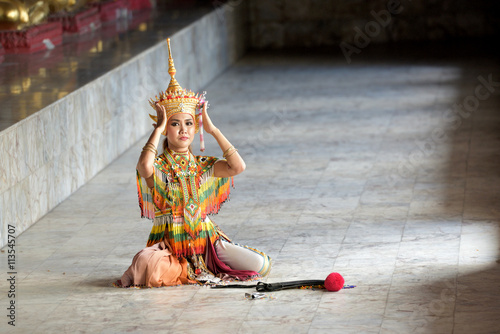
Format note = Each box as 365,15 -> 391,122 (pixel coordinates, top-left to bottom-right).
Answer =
155,103 -> 167,133
202,102 -> 217,135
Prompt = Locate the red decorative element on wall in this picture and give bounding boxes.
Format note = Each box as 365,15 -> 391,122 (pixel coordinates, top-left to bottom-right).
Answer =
0,42 -> 5,62
49,7 -> 102,34
129,0 -> 152,11
0,21 -> 63,54
93,0 -> 130,22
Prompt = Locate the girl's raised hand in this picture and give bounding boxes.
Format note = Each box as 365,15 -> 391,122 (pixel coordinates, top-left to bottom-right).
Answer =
202,102 -> 217,135
154,103 -> 167,133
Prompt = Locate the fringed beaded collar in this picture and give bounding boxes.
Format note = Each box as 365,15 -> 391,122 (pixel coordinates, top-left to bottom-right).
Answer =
137,149 -> 234,256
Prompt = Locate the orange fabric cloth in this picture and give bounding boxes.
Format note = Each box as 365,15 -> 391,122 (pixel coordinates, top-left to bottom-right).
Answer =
120,240 -> 194,287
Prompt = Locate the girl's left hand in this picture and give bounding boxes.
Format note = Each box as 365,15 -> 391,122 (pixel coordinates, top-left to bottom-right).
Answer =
202,102 -> 217,135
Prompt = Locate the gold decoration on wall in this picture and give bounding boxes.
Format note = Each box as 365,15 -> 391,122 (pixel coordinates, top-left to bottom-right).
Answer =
0,0 -> 49,30
47,0 -> 89,14
0,0 -> 29,30
0,0 -> 99,30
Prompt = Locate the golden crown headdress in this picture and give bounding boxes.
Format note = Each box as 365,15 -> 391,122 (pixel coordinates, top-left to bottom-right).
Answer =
149,38 -> 205,137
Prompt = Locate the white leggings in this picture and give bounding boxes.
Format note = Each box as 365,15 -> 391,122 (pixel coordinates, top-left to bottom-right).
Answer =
215,239 -> 271,276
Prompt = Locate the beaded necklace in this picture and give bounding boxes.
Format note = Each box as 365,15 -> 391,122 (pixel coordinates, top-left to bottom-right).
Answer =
165,148 -> 203,239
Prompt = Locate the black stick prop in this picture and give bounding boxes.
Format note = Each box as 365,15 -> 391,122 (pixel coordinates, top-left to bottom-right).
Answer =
211,272 -> 345,292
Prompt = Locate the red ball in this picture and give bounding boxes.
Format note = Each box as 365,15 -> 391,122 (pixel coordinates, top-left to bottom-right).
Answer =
324,272 -> 344,291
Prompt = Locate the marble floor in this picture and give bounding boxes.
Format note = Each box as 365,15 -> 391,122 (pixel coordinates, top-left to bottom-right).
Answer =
1,42 -> 500,333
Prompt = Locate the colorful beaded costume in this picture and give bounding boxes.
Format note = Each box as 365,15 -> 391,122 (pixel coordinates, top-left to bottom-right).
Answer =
118,38 -> 271,287
137,148 -> 233,257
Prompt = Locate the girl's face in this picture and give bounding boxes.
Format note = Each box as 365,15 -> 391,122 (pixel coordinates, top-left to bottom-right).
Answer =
165,113 -> 195,152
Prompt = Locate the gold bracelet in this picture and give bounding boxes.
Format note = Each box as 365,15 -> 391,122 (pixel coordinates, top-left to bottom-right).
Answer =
225,148 -> 238,159
144,143 -> 157,151
142,147 -> 157,155
223,148 -> 235,159
222,146 -> 234,158
143,143 -> 158,154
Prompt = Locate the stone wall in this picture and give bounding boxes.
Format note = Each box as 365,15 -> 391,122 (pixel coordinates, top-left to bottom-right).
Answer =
249,0 -> 500,48
0,2 -> 248,248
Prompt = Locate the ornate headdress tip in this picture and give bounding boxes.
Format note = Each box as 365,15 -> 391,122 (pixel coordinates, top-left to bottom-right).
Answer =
147,38 -> 205,134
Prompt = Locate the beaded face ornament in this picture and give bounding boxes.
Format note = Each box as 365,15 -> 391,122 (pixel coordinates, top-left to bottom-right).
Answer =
149,38 -> 207,151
